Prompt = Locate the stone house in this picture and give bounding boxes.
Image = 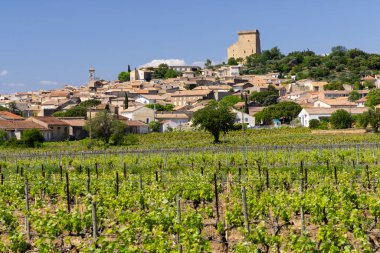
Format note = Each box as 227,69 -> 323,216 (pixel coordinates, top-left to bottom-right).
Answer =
27,116 -> 69,141
119,106 -> 155,124
170,90 -> 213,106
298,107 -> 368,127
0,119 -> 50,140
59,117 -> 88,140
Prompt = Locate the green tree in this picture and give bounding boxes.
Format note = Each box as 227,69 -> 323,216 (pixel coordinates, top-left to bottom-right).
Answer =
324,83 -> 344,90
192,101 -> 236,143
127,64 -> 131,73
309,119 -> 320,129
0,130 -> 7,145
359,108 -> 380,132
164,69 -> 179,79
220,95 -> 243,107
146,104 -> 174,111
240,45 -> 380,87
53,106 -> 88,117
205,59 -> 212,69
348,90 -> 360,103
153,63 -> 169,79
118,71 -> 130,82
148,121 -> 161,132
250,87 -> 279,106
84,110 -> 126,144
228,57 -> 238,66
255,101 -> 302,125
79,99 -> 101,108
152,64 -> 179,79
365,89 -> 380,107
330,109 -> 352,129
21,129 -> 44,147
124,92 -> 129,109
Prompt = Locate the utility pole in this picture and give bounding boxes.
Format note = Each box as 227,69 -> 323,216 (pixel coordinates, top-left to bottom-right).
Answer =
89,108 -> 92,142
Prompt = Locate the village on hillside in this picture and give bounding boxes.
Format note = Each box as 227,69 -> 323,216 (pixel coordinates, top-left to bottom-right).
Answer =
0,29 -> 379,142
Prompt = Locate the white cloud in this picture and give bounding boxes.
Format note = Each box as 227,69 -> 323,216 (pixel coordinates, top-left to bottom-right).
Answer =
0,70 -> 8,77
5,83 -> 25,87
140,59 -> 187,68
40,80 -> 59,86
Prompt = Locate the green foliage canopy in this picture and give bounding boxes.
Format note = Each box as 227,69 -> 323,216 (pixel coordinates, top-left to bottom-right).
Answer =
152,64 -> 179,79
192,101 -> 236,143
148,121 -> 161,132
241,45 -> 380,85
84,110 -> 126,144
358,108 -> 380,132
118,71 -> 130,82
330,109 -> 352,129
21,129 -> 45,147
255,101 -> 302,125
364,89 -> 380,107
145,104 -> 174,111
228,57 -> 238,65
220,95 -> 243,107
348,91 -> 360,103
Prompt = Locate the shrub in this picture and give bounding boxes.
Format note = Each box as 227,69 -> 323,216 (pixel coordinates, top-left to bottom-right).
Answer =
123,135 -> 139,145
330,109 -> 352,129
148,121 -> 161,132
0,130 -> 7,145
21,129 -> 44,147
309,119 -> 320,129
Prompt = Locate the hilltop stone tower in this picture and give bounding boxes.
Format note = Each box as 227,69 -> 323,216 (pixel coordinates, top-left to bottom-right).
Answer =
89,65 -> 95,81
228,30 -> 261,61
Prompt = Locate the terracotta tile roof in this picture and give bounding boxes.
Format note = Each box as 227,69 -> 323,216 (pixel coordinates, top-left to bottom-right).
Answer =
0,111 -> 24,120
139,95 -> 165,100
30,116 -> 69,126
171,90 -> 211,97
303,107 -> 368,115
125,120 -> 147,127
0,119 -> 47,130
155,113 -> 189,119
194,85 -> 231,90
49,91 -> 70,97
41,99 -> 70,106
132,90 -> 150,94
248,107 -> 265,116
188,105 -> 205,112
117,115 -> 147,126
317,98 -> 356,106
356,97 -> 367,103
59,117 -> 86,127
90,104 -> 108,110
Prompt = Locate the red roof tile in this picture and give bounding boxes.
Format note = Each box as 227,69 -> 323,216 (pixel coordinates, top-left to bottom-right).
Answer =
0,111 -> 24,120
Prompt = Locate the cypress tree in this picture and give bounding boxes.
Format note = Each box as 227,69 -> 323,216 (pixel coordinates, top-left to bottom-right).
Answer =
124,92 -> 129,109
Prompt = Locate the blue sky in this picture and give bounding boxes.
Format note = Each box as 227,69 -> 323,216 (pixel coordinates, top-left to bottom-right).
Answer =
0,0 -> 379,93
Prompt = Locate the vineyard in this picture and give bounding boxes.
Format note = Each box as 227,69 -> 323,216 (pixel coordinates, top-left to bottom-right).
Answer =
2,128 -> 380,154
1,143 -> 380,252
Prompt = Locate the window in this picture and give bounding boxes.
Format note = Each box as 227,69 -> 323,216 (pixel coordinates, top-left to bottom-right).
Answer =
57,127 -> 60,130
